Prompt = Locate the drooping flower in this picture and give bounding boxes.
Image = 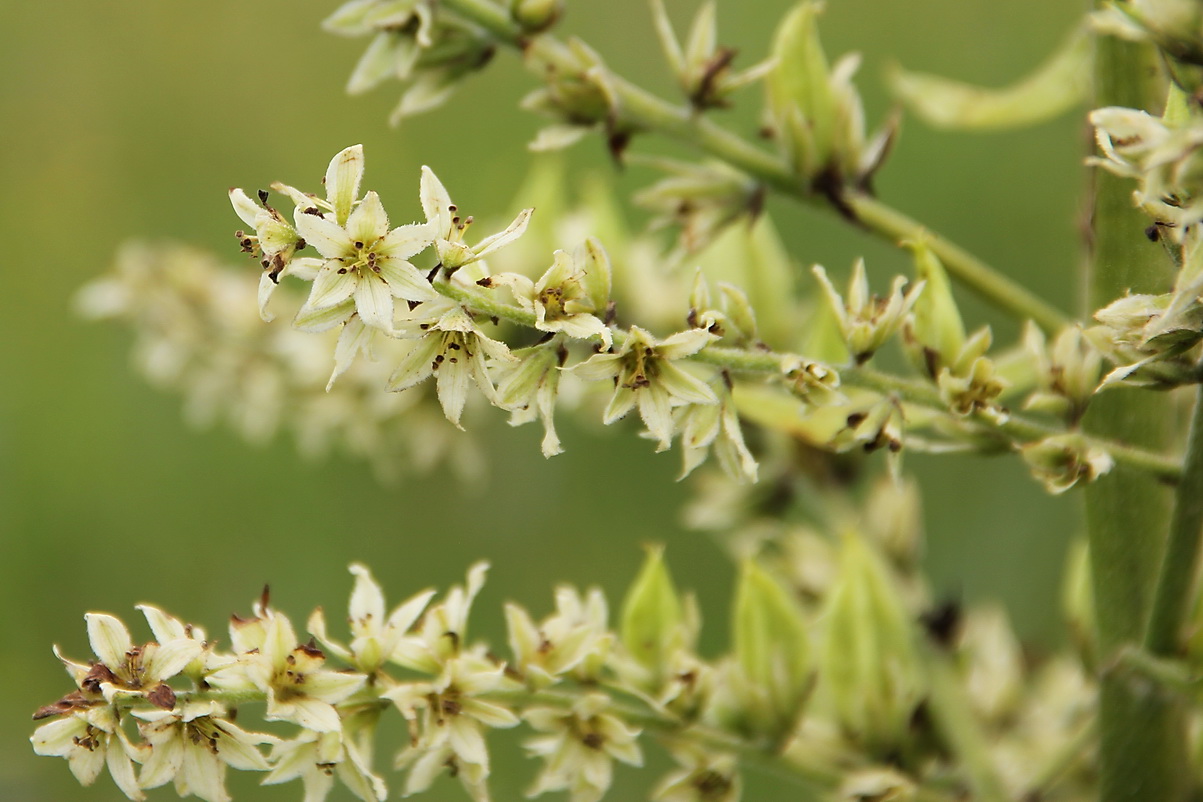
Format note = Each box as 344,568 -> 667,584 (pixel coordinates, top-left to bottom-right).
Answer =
494,342 -> 567,457
572,326 -> 719,450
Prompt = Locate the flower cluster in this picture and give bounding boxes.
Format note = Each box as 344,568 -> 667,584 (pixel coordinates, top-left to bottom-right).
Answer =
35,489 -> 1113,802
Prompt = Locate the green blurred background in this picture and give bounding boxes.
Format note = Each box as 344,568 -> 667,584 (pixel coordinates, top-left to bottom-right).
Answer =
0,0 -> 1086,799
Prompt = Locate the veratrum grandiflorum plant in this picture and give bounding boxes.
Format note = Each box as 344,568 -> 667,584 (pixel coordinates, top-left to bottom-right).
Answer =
41,0 -> 1203,801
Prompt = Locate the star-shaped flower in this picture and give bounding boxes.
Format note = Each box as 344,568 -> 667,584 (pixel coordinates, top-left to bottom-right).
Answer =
31,706 -> 146,801
134,700 -> 277,802
572,327 -> 718,450
523,693 -> 643,802
388,297 -> 516,427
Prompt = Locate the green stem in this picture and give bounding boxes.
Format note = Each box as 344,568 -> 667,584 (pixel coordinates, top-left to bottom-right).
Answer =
1144,384 -> 1203,654
1085,18 -> 1186,802
440,0 -> 1069,332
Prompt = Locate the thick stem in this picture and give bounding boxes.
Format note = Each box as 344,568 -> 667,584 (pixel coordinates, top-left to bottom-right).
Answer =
1084,19 -> 1186,802
1144,384 -> 1203,654
440,0 -> 1069,332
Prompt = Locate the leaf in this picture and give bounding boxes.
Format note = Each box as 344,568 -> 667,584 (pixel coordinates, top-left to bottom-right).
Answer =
889,23 -> 1090,131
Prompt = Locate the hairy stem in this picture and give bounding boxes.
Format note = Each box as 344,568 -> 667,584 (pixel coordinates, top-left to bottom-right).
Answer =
440,0 -> 1069,332
1084,19 -> 1186,802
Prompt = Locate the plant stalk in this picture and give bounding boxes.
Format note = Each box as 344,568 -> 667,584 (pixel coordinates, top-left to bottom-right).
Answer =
1084,17 -> 1186,802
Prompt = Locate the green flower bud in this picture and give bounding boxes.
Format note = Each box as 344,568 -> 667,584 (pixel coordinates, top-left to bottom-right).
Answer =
620,545 -> 687,687
820,532 -> 924,757
510,0 -> 562,33
767,1 -> 838,176
902,237 -> 965,378
728,560 -> 812,739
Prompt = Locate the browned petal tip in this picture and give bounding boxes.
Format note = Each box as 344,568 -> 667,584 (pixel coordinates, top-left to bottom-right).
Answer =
147,683 -> 177,710
33,691 -> 95,720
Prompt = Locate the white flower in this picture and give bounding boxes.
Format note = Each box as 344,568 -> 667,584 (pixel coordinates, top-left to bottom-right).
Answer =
263,730 -> 387,802
573,326 -> 719,450
523,693 -> 642,802
505,586 -> 612,687
676,390 -> 758,483
31,706 -> 146,801
307,563 -> 436,674
652,745 -> 740,802
388,298 -> 516,427
393,562 -> 490,673
812,260 -> 923,363
54,612 -> 203,707
134,700 -> 276,802
419,166 -> 533,272
484,237 -> 613,347
278,146 -> 437,333
388,655 -> 520,802
220,601 -> 366,732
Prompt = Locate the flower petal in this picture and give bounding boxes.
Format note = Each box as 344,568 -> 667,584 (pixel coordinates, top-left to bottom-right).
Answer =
377,257 -> 438,301
325,145 -> 364,226
436,353 -> 472,427
86,613 -> 133,671
354,273 -> 395,331
229,188 -> 262,228
387,337 -> 440,392
420,166 -> 454,236
471,208 -> 534,260
346,191 -> 389,246
307,264 -> 358,310
295,213 -> 353,259
379,222 -> 435,260
294,300 -> 355,333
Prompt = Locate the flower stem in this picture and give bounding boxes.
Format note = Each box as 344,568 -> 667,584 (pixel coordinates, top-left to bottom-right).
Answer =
437,277 -> 1181,480
439,0 -> 1069,333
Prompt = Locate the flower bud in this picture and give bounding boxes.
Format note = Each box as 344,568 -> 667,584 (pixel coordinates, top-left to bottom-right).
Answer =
510,0 -> 562,33
820,532 -> 924,757
766,2 -> 838,176
902,237 -> 965,378
620,545 -> 689,689
813,260 -> 922,364
727,560 -> 812,739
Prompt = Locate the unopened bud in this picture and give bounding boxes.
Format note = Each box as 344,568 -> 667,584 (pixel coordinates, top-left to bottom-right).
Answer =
820,532 -> 924,757
511,0 -> 563,32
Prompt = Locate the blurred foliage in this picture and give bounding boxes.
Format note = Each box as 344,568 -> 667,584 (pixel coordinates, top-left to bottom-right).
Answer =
1,0 -> 1084,799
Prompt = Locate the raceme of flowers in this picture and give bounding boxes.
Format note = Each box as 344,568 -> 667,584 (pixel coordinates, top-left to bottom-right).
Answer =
32,539 -> 1103,802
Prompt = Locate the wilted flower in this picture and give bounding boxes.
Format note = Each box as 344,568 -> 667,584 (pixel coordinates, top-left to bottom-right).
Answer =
648,0 -> 772,110
573,326 -> 719,450
523,693 -> 643,802
1019,434 -> 1114,494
